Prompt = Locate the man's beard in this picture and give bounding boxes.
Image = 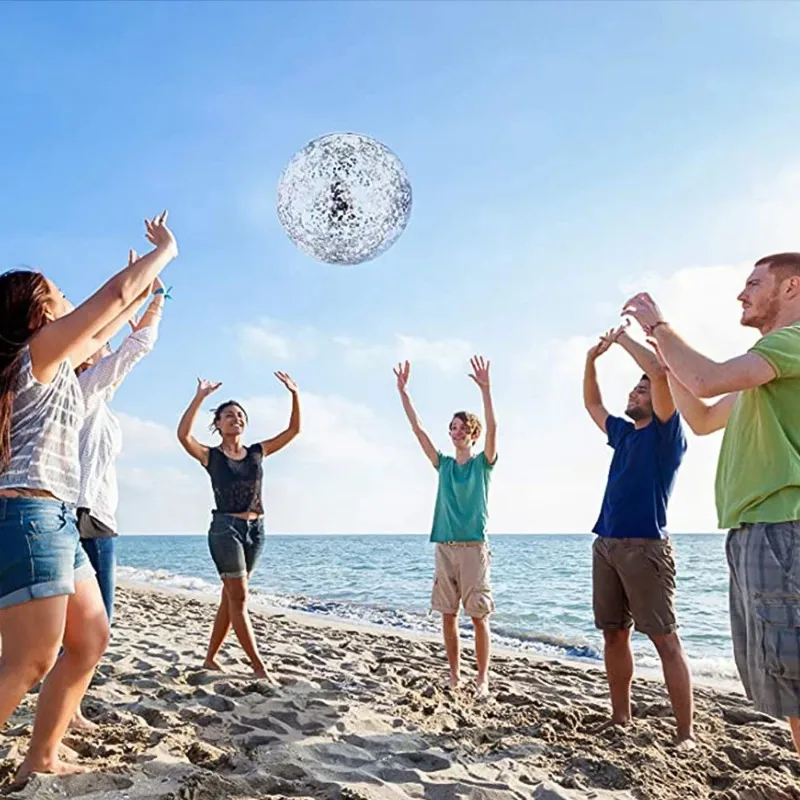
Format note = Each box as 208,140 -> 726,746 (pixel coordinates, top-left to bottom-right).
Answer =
625,406 -> 649,422
742,292 -> 780,331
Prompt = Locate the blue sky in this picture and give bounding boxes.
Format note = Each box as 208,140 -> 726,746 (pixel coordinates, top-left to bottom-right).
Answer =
2,1 -> 800,534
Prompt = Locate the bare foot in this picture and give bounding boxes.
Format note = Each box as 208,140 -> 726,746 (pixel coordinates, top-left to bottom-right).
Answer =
675,735 -> 697,752
474,679 -> 490,700
588,717 -> 631,735
15,757 -> 90,786
446,671 -> 460,690
68,710 -> 98,733
202,658 -> 224,671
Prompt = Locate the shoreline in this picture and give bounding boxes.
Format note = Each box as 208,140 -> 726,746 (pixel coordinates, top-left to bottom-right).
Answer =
1,583 -> 795,799
122,578 -> 745,695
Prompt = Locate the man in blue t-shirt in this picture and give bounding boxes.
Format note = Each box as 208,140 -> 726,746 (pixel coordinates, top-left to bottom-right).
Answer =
583,324 -> 694,747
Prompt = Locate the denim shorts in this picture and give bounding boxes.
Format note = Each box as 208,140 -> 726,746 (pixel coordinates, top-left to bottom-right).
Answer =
0,497 -> 95,611
208,513 -> 265,580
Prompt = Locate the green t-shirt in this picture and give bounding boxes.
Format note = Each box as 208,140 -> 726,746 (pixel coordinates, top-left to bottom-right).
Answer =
716,323 -> 800,529
430,451 -> 496,543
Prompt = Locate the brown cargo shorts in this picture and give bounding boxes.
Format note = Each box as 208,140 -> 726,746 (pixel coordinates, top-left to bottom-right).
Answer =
592,536 -> 677,636
431,542 -> 494,619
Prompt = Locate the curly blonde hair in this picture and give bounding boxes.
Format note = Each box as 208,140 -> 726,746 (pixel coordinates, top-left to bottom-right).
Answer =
451,411 -> 482,442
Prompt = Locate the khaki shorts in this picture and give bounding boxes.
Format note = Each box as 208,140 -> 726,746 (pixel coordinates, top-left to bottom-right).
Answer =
431,542 -> 494,618
592,537 -> 677,636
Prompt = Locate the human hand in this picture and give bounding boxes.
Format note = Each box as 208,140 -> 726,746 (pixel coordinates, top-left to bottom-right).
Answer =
393,361 -> 410,392
622,292 -> 665,334
468,355 -> 491,389
587,323 -> 627,361
274,371 -> 298,394
196,378 -> 222,398
145,210 -> 178,256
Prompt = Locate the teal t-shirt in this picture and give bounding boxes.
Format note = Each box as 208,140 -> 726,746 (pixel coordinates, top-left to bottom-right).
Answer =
430,451 -> 496,543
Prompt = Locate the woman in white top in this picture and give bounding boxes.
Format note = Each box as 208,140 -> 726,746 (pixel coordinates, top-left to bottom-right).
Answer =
0,212 -> 178,782
76,271 -> 167,625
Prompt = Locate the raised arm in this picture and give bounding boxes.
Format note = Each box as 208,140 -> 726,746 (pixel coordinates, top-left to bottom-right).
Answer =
583,330 -> 617,433
177,379 -> 220,466
469,355 -> 497,464
623,293 -> 775,398
393,361 -> 439,469
30,212 -> 178,382
615,328 -> 675,422
131,276 -> 166,334
260,372 -> 301,456
649,339 -> 736,435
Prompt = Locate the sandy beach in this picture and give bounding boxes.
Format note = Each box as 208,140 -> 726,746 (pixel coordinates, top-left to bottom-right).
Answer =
1,585 -> 799,800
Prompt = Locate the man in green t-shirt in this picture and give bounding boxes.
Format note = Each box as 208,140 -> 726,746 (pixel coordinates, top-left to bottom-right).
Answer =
394,355 -> 497,699
623,252 -> 800,755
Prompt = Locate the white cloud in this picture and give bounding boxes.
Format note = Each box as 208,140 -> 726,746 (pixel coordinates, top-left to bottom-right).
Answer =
334,333 -> 474,372
116,412 -> 177,459
236,317 -> 318,361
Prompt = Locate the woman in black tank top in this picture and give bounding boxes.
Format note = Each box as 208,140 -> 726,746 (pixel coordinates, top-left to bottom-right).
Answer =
177,372 -> 300,679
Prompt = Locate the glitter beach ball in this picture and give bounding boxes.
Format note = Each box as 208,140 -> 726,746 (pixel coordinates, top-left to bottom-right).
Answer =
276,132 -> 412,266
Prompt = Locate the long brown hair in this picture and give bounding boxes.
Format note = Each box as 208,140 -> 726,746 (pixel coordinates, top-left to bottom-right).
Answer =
0,270 -> 51,473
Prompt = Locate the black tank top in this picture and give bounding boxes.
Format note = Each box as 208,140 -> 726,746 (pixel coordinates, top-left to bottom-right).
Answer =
204,443 -> 264,515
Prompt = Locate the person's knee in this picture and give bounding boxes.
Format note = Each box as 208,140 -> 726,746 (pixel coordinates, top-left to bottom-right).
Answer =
442,612 -> 458,629
471,615 -> 490,632
1,646 -> 60,690
225,582 -> 248,612
650,632 -> 683,660
603,628 -> 631,648
64,616 -> 109,668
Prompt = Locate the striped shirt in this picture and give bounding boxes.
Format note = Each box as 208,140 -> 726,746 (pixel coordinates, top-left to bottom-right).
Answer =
78,324 -> 159,533
0,345 -> 85,502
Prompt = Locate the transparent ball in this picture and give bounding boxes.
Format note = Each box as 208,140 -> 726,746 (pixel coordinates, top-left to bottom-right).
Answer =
276,132 -> 412,266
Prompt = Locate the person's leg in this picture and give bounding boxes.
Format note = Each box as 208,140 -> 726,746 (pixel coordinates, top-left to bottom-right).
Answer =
649,632 -> 694,744
430,544 -> 461,688
790,718 -> 800,756
79,537 -> 116,625
471,616 -> 490,696
463,544 -> 494,697
592,538 -> 633,726
619,538 -> 694,744
222,576 -> 266,677
17,577 -> 109,780
0,597 -> 67,731
203,586 -> 231,669
603,628 -> 634,725
441,613 -> 461,688
739,522 -> 800,747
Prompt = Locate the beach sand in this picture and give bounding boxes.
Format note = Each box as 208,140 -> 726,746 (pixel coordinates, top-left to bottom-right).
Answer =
1,585 -> 799,800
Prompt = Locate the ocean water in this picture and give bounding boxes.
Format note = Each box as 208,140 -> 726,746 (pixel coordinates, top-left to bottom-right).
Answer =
116,533 -> 735,684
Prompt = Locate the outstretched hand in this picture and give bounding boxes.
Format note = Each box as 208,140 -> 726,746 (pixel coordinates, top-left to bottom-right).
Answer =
275,371 -> 298,394
393,360 -> 410,392
587,322 -> 628,361
196,378 -> 222,398
145,210 -> 178,256
468,355 -> 491,389
622,292 -> 664,334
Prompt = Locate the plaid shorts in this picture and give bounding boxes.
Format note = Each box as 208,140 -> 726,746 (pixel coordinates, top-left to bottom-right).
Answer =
727,521 -> 800,719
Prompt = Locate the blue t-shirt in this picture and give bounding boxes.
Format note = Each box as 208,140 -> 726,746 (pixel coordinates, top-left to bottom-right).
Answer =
430,451 -> 495,543
593,413 -> 686,540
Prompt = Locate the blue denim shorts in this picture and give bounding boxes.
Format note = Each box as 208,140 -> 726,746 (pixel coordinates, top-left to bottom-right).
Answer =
0,497 -> 95,611
208,513 -> 265,580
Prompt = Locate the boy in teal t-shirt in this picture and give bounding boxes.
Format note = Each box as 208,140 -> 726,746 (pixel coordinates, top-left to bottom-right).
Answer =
394,355 -> 497,699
